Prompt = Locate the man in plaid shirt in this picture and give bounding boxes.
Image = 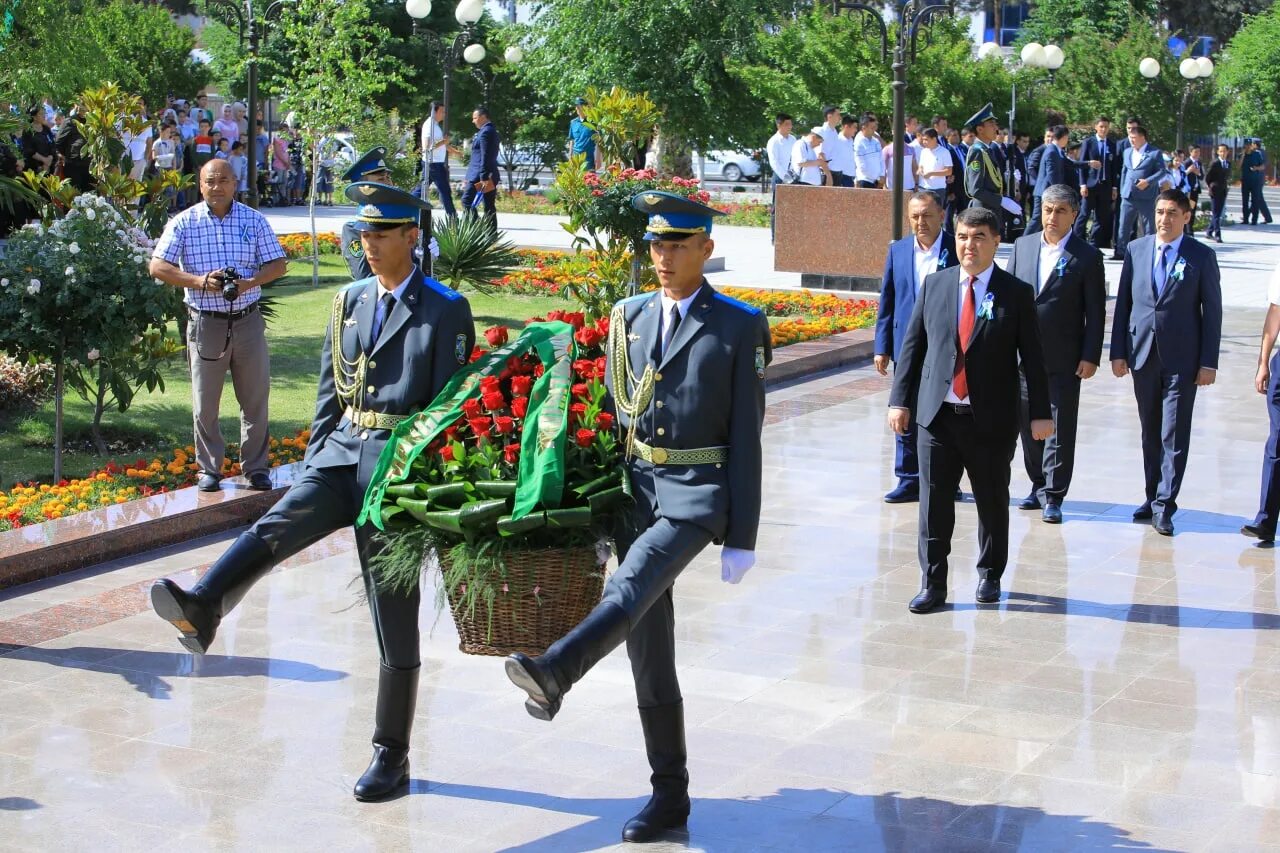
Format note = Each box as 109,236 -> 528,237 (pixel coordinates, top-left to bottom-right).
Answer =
151,159 -> 288,491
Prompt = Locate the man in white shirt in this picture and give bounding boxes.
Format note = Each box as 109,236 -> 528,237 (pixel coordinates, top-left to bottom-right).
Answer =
790,128 -> 829,187
123,115 -> 153,181
817,106 -> 841,183
766,112 -> 795,242
825,116 -> 856,188
853,113 -> 884,188
916,128 -> 952,210
420,101 -> 456,219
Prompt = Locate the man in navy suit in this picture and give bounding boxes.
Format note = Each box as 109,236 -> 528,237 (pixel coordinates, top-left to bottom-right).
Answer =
1076,116 -> 1119,249
1116,124 -> 1166,260
888,207 -> 1053,613
1027,126 -> 1099,234
1244,260 -> 1280,544
1007,185 -> 1107,523
1110,189 -> 1222,535
874,190 -> 958,502
462,106 -> 501,238
1111,116 -> 1141,256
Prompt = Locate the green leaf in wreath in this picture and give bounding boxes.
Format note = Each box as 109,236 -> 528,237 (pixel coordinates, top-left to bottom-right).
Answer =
546,507 -> 594,528
475,480 -> 518,499
425,482 -> 471,508
458,499 -> 510,529
497,512 -> 547,536
586,485 -> 625,514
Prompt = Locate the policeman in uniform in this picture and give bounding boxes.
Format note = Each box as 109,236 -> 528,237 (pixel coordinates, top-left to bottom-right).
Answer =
964,103 -> 1006,225
150,182 -> 475,802
504,191 -> 770,843
341,147 -> 394,280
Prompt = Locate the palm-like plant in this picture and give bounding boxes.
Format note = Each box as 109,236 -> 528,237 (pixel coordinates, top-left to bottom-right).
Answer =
431,214 -> 520,295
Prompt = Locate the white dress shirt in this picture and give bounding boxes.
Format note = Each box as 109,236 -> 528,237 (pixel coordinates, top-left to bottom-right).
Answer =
659,290 -> 700,355
817,124 -> 840,159
790,138 -> 823,186
766,132 -> 794,179
1268,259 -> 1280,307
825,133 -> 855,176
421,118 -> 447,164
1036,231 -> 1070,294
1152,234 -> 1183,296
854,133 -> 884,183
1130,143 -> 1148,169
912,236 -> 942,295
944,264 -> 994,405
917,145 -> 952,190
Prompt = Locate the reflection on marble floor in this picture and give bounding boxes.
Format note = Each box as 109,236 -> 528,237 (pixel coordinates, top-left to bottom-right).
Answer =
2,308 -> 1279,852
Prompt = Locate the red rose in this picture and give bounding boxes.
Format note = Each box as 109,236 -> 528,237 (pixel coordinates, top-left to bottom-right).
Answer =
596,412 -> 614,431
467,416 -> 492,436
441,444 -> 455,462
534,363 -> 545,378
511,375 -> 534,397
572,383 -> 590,399
503,443 -> 521,465
595,315 -> 610,335
462,398 -> 483,418
569,402 -> 587,422
565,312 -> 586,330
479,375 -> 501,393
573,359 -> 596,380
575,428 -> 596,448
511,397 -> 529,418
482,391 -> 507,412
595,357 -> 607,376
484,326 -> 509,347
574,326 -> 604,348
546,310 -> 566,323
494,415 -> 516,435
468,346 -> 484,363
443,425 -> 459,440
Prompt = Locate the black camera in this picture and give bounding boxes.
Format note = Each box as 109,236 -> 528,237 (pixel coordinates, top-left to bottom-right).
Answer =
218,267 -> 240,302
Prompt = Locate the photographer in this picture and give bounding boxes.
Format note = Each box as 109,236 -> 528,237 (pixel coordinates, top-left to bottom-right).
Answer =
150,159 -> 288,492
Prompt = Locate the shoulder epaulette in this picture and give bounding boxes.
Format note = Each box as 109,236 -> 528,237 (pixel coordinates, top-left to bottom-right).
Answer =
421,275 -> 463,302
341,276 -> 372,293
617,292 -> 651,306
713,291 -> 762,316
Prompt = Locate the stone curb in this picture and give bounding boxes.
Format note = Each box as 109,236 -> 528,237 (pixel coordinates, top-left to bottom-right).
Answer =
0,329 -> 876,590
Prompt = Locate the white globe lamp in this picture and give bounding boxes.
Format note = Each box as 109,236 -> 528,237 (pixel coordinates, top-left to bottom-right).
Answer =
1179,57 -> 1200,79
455,0 -> 483,25
1043,44 -> 1065,70
404,0 -> 432,19
463,43 -> 486,64
977,41 -> 1001,60
1138,57 -> 1161,79
1195,56 -> 1214,77
1020,42 -> 1045,67
504,45 -> 524,64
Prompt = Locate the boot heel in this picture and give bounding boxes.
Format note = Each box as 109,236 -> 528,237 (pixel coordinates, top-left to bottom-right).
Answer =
150,580 -> 210,653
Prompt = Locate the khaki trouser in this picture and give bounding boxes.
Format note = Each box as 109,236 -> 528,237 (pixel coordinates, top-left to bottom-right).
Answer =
187,306 -> 270,477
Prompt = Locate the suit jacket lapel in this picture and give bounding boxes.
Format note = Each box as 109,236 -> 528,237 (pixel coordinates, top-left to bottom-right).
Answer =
369,274 -> 417,357
659,282 -> 713,370
355,281 -> 378,354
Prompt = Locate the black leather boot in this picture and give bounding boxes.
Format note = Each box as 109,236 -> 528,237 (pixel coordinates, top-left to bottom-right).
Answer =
354,663 -> 419,801
150,532 -> 275,654
505,601 -> 630,721
623,702 -> 691,843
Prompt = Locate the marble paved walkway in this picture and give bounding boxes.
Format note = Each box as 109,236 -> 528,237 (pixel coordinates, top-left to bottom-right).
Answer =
3,309 -> 1280,851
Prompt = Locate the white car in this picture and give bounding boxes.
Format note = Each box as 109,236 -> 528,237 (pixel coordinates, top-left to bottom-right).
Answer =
698,150 -> 762,182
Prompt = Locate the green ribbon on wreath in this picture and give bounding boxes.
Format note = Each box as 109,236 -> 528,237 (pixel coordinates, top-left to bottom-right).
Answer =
357,320 -> 576,530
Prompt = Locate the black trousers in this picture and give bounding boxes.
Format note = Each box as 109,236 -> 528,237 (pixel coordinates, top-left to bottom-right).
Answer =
250,464 -> 421,669
1131,353 -> 1199,517
918,407 -> 1016,589
1244,183 -> 1273,224
1253,350 -> 1280,531
1018,369 -> 1082,506
1075,183 -> 1114,248
461,182 -> 498,238
427,162 -> 456,219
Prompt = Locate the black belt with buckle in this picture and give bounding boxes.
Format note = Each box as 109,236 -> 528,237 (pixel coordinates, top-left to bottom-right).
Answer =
190,302 -> 259,321
945,403 -> 973,416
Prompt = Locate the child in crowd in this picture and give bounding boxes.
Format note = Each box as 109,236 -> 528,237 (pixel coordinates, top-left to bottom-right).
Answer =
215,137 -> 230,160
315,149 -> 335,205
228,140 -> 248,201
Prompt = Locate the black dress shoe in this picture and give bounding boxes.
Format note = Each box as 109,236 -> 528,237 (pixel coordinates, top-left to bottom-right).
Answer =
1019,494 -> 1042,510
1132,503 -> 1154,521
1042,504 -> 1062,524
623,793 -> 690,842
884,482 -> 920,504
1152,514 -> 1174,536
1242,523 -> 1276,543
353,745 -> 409,801
150,579 -> 216,654
247,471 -> 273,490
908,587 -> 947,613
505,653 -> 563,721
198,473 -> 222,492
975,578 -> 1001,603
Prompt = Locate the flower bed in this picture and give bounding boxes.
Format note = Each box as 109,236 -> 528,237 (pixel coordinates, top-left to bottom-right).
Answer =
278,232 -> 342,259
495,191 -> 563,216
719,201 -> 771,229
0,429 -> 310,530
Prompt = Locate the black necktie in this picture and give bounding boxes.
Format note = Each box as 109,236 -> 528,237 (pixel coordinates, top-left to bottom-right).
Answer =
371,292 -> 395,350
661,302 -> 682,359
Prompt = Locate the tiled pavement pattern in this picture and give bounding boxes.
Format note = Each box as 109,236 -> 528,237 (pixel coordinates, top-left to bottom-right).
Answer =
3,307 -> 1280,851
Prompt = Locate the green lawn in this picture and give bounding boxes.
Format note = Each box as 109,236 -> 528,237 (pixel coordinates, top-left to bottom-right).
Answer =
0,256 -> 573,489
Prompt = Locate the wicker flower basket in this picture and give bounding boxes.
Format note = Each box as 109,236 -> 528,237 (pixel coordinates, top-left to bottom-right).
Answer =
444,545 -> 607,656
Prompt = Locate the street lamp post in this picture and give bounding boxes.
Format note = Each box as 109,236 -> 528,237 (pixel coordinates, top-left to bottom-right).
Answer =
205,0 -> 291,209
469,46 -> 523,105
832,0 -> 953,242
1176,56 -> 1214,151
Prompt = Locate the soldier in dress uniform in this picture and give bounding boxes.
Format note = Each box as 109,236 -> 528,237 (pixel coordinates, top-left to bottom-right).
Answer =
341,147 -> 394,280
964,103 -> 1006,226
149,182 -> 475,802
504,191 -> 771,843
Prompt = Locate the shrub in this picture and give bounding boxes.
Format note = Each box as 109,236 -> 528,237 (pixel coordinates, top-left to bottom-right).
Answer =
0,356 -> 54,412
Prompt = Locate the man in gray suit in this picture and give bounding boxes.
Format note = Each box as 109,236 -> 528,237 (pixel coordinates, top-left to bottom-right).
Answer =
1116,124 -> 1166,259
505,191 -> 770,843
150,183 -> 475,801
1110,188 -> 1222,535
1007,185 -> 1107,523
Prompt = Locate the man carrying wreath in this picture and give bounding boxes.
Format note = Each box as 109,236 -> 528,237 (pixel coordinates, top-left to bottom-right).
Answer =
504,191 -> 771,843
149,182 -> 475,801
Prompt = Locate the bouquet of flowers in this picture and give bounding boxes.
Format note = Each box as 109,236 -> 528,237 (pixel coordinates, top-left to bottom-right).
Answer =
362,311 -> 626,654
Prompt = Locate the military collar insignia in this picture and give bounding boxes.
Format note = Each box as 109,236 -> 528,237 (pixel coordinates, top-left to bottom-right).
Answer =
343,317 -> 357,327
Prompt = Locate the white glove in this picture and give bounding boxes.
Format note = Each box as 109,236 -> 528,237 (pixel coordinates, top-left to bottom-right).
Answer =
1014,169 -> 1022,182
720,547 -> 755,584
429,236 -> 441,259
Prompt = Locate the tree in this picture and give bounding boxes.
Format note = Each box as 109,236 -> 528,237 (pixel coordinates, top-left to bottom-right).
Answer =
0,0 -> 208,109
1018,0 -> 1160,44
1161,0 -> 1274,50
1219,4 -> 1280,149
276,0 -> 400,285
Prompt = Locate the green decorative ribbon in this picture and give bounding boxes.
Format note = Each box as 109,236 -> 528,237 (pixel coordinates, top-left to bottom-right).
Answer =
357,321 -> 576,530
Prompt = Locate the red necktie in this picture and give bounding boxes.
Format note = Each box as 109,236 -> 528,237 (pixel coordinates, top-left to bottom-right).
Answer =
953,276 -> 976,400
